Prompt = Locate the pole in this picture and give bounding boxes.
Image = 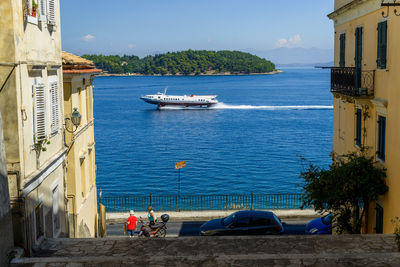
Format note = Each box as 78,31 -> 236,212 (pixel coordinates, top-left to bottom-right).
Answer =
178,168 -> 181,211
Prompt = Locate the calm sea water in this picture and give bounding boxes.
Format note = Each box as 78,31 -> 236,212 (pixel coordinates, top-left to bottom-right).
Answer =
93,68 -> 333,196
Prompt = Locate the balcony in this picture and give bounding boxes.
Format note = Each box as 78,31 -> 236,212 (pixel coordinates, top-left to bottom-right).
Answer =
330,67 -> 375,97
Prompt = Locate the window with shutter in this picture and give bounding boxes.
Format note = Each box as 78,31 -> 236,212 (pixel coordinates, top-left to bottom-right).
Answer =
377,21 -> 387,69
375,204 -> 383,234
34,83 -> 47,140
50,81 -> 59,135
377,116 -> 386,161
355,27 -> 363,89
39,0 -> 47,21
47,0 -> 56,25
339,33 -> 346,67
355,27 -> 363,68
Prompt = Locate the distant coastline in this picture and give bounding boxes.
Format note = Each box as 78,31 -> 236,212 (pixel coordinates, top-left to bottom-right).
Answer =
84,50 -> 277,77
97,69 -> 283,77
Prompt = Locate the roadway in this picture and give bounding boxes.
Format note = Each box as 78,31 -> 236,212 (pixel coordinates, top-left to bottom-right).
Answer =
107,218 -> 309,237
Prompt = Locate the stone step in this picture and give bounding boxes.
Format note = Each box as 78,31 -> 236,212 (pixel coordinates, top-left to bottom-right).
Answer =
11,252 -> 400,266
11,235 -> 400,266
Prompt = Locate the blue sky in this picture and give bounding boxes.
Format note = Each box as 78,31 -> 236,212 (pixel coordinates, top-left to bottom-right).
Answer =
60,0 -> 334,61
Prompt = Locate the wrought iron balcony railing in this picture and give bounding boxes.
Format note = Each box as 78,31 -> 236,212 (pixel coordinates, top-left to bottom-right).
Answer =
330,67 -> 375,97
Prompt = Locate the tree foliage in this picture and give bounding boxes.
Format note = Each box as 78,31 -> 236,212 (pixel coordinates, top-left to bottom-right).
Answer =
301,153 -> 388,234
82,50 -> 275,75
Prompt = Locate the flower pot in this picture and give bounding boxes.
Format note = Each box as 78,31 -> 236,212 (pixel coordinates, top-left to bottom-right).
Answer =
32,10 -> 37,18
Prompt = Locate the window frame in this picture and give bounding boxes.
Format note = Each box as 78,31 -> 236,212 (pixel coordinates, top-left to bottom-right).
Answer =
33,197 -> 45,243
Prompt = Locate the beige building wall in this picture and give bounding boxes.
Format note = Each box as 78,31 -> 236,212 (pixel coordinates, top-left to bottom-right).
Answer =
329,0 -> 400,233
335,0 -> 354,10
0,0 -> 68,252
63,55 -> 99,238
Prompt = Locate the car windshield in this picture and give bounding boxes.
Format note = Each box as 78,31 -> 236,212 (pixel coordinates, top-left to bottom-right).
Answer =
223,214 -> 236,226
272,214 -> 280,225
322,214 -> 333,225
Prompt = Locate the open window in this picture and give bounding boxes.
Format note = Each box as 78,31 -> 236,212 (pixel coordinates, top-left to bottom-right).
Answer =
34,202 -> 44,241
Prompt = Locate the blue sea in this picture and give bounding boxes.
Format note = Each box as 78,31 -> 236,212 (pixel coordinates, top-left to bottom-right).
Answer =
93,68 -> 333,196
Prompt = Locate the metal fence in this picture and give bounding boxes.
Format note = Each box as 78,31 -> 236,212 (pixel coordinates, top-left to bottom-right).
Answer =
100,193 -> 308,212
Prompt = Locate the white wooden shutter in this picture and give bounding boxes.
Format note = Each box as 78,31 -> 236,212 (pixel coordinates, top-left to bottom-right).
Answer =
39,0 -> 47,21
50,81 -> 59,134
34,83 -> 47,139
47,0 -> 56,25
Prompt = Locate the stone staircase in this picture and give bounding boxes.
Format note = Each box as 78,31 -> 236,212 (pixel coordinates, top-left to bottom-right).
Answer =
11,235 -> 400,266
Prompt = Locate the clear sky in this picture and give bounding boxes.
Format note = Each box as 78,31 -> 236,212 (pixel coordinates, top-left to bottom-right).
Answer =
60,0 -> 334,58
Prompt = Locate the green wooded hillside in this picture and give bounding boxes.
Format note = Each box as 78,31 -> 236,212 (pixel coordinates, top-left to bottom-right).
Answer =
82,50 -> 275,75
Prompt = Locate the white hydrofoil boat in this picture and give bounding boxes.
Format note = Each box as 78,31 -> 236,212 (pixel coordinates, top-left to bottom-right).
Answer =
140,88 -> 218,108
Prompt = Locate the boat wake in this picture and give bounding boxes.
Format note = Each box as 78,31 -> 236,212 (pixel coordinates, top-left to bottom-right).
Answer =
158,102 -> 333,111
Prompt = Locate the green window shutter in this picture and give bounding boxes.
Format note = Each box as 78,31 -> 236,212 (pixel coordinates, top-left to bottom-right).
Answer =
355,27 -> 363,89
339,33 -> 346,67
377,21 -> 387,69
377,23 -> 382,68
382,21 -> 387,69
377,116 -> 386,161
355,27 -> 363,68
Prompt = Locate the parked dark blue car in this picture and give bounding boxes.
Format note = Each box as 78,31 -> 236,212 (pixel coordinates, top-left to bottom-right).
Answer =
305,214 -> 333,234
200,210 -> 283,236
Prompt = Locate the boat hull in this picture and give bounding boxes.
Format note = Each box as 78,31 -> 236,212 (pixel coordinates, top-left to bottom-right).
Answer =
140,93 -> 218,108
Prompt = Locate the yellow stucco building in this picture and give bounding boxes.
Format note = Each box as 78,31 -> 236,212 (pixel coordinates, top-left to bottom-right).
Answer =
328,0 -> 400,233
62,52 -> 100,238
0,0 -> 68,251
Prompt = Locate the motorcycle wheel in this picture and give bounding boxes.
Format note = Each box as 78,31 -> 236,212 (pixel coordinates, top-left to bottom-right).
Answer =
155,228 -> 166,237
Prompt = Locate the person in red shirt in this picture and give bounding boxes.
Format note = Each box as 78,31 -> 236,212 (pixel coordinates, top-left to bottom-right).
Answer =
126,210 -> 137,237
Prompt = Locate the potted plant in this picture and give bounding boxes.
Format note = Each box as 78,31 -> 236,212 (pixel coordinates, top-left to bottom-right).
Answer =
391,217 -> 400,252
31,0 -> 38,18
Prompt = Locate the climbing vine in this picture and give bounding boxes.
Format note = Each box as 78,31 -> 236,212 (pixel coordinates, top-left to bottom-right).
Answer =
33,135 -> 50,152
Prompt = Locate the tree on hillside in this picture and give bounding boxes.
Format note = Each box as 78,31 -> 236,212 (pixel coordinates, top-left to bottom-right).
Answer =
300,152 -> 388,234
82,50 -> 275,75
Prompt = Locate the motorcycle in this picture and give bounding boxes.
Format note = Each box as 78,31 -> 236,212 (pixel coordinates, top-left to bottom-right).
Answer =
138,214 -> 169,238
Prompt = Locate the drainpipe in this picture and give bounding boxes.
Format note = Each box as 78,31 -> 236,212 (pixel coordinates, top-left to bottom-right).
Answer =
62,159 -> 70,238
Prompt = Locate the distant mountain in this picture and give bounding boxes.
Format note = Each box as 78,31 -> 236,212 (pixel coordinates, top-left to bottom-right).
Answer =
249,47 -> 333,65
277,61 -> 334,68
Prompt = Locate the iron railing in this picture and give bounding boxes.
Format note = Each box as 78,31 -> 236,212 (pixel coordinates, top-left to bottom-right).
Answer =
330,67 -> 375,97
100,193 -> 308,212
